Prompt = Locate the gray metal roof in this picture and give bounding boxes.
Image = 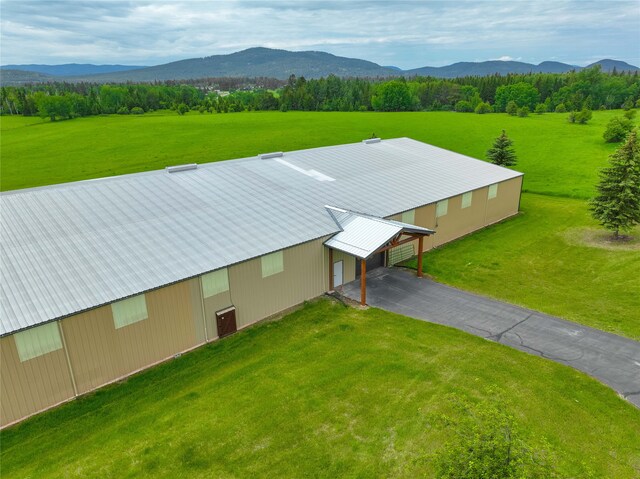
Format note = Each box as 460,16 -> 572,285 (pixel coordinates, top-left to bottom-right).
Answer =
324,206 -> 434,259
1,137 -> 522,336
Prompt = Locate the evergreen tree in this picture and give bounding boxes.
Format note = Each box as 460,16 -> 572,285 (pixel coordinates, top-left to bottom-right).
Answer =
590,129 -> 640,238
486,130 -> 517,167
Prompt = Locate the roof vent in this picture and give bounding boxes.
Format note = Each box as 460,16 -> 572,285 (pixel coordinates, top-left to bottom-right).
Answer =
260,152 -> 284,160
363,138 -> 381,144
166,164 -> 198,173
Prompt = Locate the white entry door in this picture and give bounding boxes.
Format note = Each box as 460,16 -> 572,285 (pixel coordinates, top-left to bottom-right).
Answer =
333,260 -> 343,288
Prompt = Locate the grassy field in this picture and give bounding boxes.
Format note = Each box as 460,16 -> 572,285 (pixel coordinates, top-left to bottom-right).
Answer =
2,300 -> 639,478
0,109 -> 633,197
406,193 -> 640,339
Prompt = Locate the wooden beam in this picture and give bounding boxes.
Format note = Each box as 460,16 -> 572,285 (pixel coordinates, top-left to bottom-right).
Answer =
417,236 -> 424,277
375,235 -> 420,254
328,248 -> 334,291
360,258 -> 367,306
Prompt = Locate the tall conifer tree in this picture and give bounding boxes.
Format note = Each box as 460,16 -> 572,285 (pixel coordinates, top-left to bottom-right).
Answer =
486,130 -> 517,167
590,129 -> 640,238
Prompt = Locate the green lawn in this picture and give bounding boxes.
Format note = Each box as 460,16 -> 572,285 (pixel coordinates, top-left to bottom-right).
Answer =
1,109 -> 635,197
2,300 -> 638,478
407,193 -> 640,339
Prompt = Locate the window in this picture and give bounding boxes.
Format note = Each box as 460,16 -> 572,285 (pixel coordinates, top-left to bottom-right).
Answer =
202,268 -> 229,298
488,183 -> 498,199
112,294 -> 148,329
436,199 -> 449,218
461,191 -> 473,209
401,209 -> 415,224
261,251 -> 284,278
14,322 -> 63,362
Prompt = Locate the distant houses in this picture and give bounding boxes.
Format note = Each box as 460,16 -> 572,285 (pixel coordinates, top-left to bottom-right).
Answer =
0,138 -> 523,427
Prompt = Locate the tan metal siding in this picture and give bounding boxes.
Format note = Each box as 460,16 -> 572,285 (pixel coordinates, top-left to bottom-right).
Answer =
0,329 -> 75,427
62,280 -> 202,394
432,189 -> 488,246
485,177 -> 523,225
228,238 -> 326,329
325,248 -> 357,290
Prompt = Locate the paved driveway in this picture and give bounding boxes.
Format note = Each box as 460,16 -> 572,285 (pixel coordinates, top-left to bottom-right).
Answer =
342,268 -> 640,408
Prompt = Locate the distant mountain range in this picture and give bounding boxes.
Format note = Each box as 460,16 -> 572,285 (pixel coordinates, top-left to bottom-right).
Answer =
1,47 -> 638,85
0,63 -> 146,76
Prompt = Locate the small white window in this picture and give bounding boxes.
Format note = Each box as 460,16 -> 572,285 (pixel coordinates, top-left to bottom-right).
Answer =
112,294 -> 148,329
436,199 -> 449,218
401,209 -> 415,224
14,322 -> 63,362
461,192 -> 473,209
488,183 -> 498,199
202,268 -> 229,298
261,251 -> 284,278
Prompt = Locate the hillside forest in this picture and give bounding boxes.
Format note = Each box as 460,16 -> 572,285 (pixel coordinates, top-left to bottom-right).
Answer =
1,66 -> 639,120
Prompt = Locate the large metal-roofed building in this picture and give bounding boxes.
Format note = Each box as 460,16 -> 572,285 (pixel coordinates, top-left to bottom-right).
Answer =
0,137 -> 523,427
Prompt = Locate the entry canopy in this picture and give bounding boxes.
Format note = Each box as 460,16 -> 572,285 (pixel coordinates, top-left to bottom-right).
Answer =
324,206 -> 434,260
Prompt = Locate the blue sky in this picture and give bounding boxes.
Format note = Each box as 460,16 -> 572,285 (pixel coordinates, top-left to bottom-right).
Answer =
1,0 -> 639,67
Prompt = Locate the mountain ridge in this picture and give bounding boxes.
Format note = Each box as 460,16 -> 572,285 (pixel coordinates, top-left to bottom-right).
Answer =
2,48 -> 638,84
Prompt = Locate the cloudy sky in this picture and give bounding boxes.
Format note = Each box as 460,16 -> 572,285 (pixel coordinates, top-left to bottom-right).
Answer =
1,0 -> 639,68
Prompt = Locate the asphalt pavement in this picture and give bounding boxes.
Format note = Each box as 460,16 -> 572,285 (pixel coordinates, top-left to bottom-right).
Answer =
341,267 -> 640,407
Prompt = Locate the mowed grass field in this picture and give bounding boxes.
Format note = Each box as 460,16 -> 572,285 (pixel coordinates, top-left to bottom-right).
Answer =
2,300 -> 639,478
0,109 -> 631,197
1,109 -> 638,338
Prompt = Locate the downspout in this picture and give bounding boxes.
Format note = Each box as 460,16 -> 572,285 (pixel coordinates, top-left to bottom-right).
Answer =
57,321 -> 79,397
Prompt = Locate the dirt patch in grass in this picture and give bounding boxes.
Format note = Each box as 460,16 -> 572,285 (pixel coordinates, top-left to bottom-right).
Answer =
563,226 -> 640,251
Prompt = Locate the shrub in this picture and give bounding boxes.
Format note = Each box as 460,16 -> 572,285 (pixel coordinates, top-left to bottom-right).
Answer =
116,106 -> 129,115
455,100 -> 474,112
622,98 -> 634,110
555,103 -> 567,113
623,109 -> 637,120
176,103 -> 189,115
130,107 -> 144,115
517,106 -> 530,117
575,108 -> 592,124
603,116 -> 634,143
534,103 -> 546,114
432,394 -> 558,479
474,102 -> 491,114
506,100 -> 518,116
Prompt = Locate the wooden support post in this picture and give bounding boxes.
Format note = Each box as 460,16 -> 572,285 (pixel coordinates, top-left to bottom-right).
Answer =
360,258 -> 367,306
328,248 -> 334,291
417,236 -> 424,278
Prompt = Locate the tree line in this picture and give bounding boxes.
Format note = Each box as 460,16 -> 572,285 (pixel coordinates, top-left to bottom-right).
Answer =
1,66 -> 639,120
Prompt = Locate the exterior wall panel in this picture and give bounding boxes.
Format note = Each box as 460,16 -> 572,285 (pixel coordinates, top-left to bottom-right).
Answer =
229,238 -> 326,329
432,189 -> 488,247
485,177 -> 523,225
0,329 -> 75,427
62,280 -> 201,394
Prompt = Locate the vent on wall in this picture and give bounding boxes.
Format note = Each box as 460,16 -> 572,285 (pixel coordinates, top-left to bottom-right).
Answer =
166,164 -> 198,173
363,138 -> 381,144
260,152 -> 284,160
